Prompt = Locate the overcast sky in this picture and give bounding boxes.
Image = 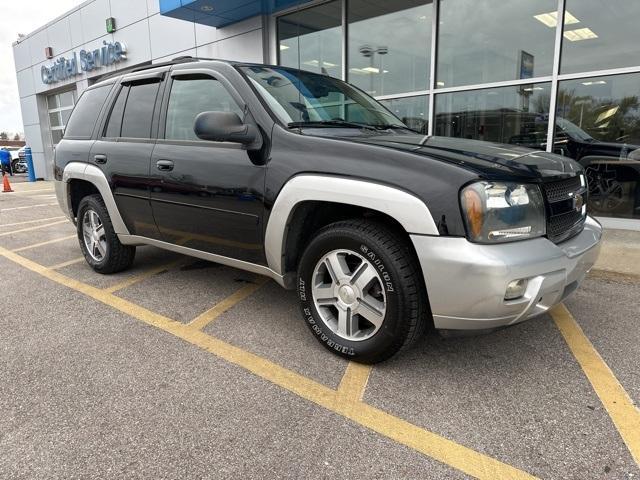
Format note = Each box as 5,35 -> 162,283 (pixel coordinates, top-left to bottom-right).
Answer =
0,0 -> 83,135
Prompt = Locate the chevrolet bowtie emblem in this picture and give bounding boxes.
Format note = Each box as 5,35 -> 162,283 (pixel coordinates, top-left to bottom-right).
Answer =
573,192 -> 584,212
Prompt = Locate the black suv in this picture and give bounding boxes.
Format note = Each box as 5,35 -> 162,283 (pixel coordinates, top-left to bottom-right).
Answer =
55,58 -> 602,363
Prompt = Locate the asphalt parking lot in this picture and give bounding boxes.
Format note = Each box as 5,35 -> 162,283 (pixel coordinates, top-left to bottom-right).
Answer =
1,180 -> 639,479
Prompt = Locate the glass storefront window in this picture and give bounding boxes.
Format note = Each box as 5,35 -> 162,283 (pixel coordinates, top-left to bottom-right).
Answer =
437,0 -> 557,88
379,95 -> 429,134
277,1 -> 343,79
555,73 -> 640,219
561,0 -> 640,74
348,0 -> 431,97
434,83 -> 551,146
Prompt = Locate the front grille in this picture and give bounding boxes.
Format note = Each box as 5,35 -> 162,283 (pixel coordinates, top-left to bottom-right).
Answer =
547,209 -> 584,241
543,175 -> 582,203
542,176 -> 587,244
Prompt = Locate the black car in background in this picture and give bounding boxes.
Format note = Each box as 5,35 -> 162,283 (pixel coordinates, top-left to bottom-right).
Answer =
509,117 -> 640,216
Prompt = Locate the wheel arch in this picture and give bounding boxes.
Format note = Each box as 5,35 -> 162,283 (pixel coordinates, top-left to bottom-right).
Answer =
264,175 -> 438,281
59,162 -> 130,235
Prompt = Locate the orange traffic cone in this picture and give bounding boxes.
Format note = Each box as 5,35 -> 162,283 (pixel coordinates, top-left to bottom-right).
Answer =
2,173 -> 14,193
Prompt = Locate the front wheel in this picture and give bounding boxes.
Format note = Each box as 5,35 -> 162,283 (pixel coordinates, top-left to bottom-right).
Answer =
77,194 -> 136,274
297,220 -> 429,364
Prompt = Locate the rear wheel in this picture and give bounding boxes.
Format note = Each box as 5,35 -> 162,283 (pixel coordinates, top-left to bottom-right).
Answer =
297,220 -> 428,363
77,194 -> 135,274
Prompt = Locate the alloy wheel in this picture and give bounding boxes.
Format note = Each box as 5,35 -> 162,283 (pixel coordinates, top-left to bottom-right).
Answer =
311,249 -> 387,341
82,209 -> 107,262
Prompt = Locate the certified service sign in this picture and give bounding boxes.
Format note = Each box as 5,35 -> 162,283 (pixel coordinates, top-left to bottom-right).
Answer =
41,41 -> 127,84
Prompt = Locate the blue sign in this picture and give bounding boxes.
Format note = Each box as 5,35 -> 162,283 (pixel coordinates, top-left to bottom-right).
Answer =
41,41 -> 127,85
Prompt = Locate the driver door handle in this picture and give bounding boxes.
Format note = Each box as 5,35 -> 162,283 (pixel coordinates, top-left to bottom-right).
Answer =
156,159 -> 174,172
94,154 -> 107,164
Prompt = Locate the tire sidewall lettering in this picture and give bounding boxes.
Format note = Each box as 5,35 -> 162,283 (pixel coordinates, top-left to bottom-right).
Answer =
298,237 -> 400,359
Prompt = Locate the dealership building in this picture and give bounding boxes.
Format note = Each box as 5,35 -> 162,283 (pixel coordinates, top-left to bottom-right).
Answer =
11,0 -> 640,229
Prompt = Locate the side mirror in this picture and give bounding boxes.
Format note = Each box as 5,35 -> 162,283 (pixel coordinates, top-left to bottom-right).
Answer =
194,111 -> 262,149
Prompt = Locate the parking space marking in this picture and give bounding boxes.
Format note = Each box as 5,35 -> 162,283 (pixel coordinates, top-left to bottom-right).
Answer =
337,362 -> 373,402
188,278 -> 268,330
551,304 -> 640,467
0,219 -> 69,237
103,258 -> 191,293
0,216 -> 65,228
49,256 -> 86,270
11,235 -> 77,253
12,188 -> 55,194
0,203 -> 59,212
0,245 -> 537,480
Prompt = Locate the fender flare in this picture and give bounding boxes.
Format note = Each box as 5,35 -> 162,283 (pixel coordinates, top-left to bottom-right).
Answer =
60,162 -> 130,235
264,175 -> 439,275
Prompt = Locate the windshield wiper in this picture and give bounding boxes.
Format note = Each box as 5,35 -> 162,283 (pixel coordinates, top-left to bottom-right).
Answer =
368,123 -> 421,133
287,120 -> 378,131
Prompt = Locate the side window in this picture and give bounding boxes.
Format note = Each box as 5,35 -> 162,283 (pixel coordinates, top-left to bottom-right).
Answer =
104,85 -> 129,138
64,85 -> 112,139
165,75 -> 243,141
120,80 -> 161,139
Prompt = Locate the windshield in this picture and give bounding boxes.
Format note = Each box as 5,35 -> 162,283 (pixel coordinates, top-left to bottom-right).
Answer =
239,66 -> 408,129
556,117 -> 594,142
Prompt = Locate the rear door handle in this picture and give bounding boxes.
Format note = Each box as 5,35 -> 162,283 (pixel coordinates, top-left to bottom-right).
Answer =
156,159 -> 174,172
94,154 -> 107,164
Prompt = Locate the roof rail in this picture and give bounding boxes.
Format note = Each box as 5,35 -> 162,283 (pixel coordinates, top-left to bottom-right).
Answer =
94,56 -> 233,84
96,57 -> 198,83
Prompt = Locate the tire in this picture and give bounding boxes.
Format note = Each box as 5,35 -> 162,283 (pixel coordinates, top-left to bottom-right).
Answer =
77,194 -> 136,274
297,220 -> 429,364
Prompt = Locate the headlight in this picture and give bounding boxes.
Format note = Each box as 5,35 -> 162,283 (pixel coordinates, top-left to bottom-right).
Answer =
460,181 -> 546,243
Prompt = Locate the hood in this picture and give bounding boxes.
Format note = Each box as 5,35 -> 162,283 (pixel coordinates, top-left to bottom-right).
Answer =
340,133 -> 583,181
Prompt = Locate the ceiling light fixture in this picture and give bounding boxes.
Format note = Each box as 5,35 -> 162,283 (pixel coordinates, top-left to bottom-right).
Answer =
200,5 -> 214,12
581,80 -> 607,86
563,27 -> 598,42
534,11 -> 579,28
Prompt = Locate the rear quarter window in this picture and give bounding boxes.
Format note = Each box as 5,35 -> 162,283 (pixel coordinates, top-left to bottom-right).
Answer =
64,84 -> 112,139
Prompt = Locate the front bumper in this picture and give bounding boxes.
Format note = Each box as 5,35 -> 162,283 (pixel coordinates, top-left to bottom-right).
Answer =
411,216 -> 602,330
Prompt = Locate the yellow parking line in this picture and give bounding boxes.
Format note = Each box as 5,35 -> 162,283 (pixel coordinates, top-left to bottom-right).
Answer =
188,279 -> 268,330
0,216 -> 65,228
551,304 -> 640,467
103,258 -> 189,293
11,234 -> 77,253
0,244 -> 537,479
0,219 -> 69,237
337,362 -> 373,402
49,256 -> 86,270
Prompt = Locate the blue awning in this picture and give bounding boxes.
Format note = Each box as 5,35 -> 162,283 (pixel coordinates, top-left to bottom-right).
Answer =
159,0 -> 313,28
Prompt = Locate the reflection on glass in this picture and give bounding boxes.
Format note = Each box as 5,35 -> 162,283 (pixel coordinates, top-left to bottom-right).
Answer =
437,0 -> 556,88
556,74 -> 640,219
49,111 -> 61,128
242,66 -> 407,128
59,91 -> 75,108
348,0 -> 431,97
434,83 -> 551,146
379,96 -> 429,134
47,95 -> 58,110
277,1 -> 343,78
51,130 -> 63,145
561,0 -> 640,74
